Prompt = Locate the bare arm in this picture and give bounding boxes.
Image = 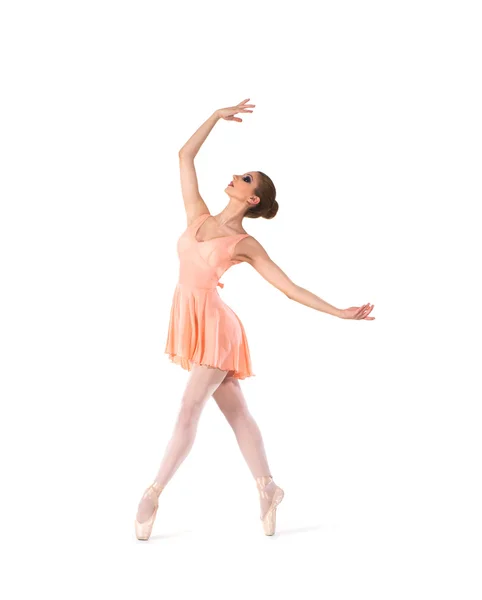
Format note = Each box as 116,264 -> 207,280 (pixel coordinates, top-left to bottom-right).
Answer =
178,112 -> 221,225
178,101 -> 254,226
178,154 -> 210,226
233,237 -> 342,318
179,111 -> 220,159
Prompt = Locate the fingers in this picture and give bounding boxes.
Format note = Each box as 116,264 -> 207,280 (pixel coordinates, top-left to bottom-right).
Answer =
224,100 -> 255,122
236,100 -> 255,110
354,303 -> 368,318
353,304 -> 368,319
358,303 -> 375,319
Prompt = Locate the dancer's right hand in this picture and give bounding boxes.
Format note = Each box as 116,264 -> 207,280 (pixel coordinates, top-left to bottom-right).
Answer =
216,98 -> 256,122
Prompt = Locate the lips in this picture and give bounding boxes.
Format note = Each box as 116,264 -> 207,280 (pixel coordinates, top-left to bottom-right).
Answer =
228,181 -> 234,186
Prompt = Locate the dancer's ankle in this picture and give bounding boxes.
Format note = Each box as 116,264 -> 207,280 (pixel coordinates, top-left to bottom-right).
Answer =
255,475 -> 273,491
151,481 -> 164,496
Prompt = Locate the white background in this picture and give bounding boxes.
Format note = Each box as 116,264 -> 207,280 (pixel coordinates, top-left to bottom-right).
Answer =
1,1 -> 481,598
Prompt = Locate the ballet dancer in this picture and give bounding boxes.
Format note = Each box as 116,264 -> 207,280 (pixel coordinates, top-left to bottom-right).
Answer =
134,98 -> 375,540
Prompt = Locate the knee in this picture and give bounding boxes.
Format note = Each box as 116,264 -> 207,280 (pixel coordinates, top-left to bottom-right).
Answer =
224,405 -> 251,426
177,407 -> 196,429
177,394 -> 206,428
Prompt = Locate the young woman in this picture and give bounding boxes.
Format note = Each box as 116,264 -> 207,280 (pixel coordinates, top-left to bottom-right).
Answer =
134,98 -> 375,540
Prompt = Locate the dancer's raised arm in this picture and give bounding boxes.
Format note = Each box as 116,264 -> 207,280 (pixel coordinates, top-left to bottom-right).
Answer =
178,112 -> 218,225
178,100 -> 255,226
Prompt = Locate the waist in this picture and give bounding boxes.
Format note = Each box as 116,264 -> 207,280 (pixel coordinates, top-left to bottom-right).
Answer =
176,281 -> 224,290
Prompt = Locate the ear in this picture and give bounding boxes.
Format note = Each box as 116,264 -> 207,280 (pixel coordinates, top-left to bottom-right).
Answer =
248,195 -> 260,207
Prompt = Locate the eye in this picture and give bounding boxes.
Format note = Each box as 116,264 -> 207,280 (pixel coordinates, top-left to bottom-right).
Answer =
243,175 -> 252,183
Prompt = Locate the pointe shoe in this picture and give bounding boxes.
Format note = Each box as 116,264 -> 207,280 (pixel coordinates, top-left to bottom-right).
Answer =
256,476 -> 285,536
134,481 -> 163,541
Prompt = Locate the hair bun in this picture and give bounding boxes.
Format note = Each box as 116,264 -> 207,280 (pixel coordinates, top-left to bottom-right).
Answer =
265,199 -> 279,219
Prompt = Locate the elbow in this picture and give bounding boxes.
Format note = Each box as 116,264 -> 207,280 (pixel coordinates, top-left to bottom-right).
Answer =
285,284 -> 298,300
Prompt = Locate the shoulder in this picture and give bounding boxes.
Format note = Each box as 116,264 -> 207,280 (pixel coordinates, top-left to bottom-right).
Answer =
186,212 -> 211,228
230,235 -> 268,263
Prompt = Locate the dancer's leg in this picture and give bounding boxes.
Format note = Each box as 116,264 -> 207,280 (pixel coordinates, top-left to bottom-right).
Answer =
212,372 -> 278,518
136,363 -> 229,522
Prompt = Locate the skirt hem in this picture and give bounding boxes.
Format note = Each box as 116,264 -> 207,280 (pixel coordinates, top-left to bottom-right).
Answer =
165,352 -> 255,380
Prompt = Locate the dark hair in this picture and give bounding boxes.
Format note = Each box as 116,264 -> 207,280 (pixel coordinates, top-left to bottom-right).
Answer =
245,171 -> 278,220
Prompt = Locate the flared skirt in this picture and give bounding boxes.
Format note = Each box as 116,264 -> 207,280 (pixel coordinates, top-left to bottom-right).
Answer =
164,284 -> 254,380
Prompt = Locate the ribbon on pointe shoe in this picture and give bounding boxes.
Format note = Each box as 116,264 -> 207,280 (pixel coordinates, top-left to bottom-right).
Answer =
217,281 -> 224,288
256,475 -> 273,493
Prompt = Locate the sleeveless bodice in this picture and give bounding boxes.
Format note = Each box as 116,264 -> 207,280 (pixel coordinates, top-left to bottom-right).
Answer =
164,212 -> 255,380
176,213 -> 250,289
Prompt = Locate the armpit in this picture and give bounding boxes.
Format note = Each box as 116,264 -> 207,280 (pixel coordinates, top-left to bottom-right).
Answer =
229,235 -> 254,263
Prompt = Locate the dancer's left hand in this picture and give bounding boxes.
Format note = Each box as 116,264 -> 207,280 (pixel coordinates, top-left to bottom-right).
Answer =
339,304 -> 375,320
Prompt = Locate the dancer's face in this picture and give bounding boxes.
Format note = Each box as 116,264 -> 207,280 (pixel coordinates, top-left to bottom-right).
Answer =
225,172 -> 260,208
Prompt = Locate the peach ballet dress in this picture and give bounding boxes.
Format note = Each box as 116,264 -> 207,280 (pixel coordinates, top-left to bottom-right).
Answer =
164,212 -> 255,379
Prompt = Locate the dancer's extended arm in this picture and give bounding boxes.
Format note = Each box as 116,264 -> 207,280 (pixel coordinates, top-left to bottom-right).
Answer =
234,237 -> 375,320
233,237 -> 342,318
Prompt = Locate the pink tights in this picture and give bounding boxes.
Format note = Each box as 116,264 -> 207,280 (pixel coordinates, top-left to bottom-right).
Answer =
136,363 -> 275,523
